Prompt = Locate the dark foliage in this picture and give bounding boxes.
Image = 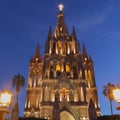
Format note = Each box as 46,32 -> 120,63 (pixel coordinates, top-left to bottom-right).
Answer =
19,117 -> 47,120
97,115 -> 120,120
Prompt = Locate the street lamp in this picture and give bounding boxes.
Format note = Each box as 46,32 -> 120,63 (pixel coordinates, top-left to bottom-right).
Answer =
113,88 -> 120,110
0,90 -> 12,120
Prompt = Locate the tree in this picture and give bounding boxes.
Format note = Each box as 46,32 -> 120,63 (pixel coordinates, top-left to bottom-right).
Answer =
12,73 -> 25,102
103,83 -> 115,115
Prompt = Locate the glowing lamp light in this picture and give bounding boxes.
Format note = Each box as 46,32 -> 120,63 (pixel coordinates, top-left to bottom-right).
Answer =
0,91 -> 12,107
113,89 -> 120,103
83,117 -> 86,120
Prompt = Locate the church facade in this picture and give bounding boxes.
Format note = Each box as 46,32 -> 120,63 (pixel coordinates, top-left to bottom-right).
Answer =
24,5 -> 100,120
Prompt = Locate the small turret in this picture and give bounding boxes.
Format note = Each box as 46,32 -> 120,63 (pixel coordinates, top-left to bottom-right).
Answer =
89,55 -> 93,64
72,26 -> 77,41
76,41 -> 80,53
30,43 -> 42,63
47,26 -> 52,40
82,44 -> 88,62
35,43 -> 40,58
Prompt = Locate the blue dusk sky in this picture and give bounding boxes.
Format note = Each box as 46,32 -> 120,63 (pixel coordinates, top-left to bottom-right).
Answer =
0,0 -> 120,117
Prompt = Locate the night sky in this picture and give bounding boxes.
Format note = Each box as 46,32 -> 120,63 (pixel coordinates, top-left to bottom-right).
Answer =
0,0 -> 120,116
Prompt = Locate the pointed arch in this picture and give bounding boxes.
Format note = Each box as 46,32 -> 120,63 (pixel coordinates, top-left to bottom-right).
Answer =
65,64 -> 70,78
88,70 -> 93,87
56,63 -> 61,78
57,41 -> 62,54
63,42 -> 67,55
60,110 -> 75,120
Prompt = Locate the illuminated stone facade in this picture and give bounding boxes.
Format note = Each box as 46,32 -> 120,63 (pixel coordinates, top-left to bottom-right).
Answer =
24,6 -> 100,120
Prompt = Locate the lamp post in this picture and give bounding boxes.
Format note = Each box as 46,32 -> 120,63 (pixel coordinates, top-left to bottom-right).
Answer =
0,90 -> 12,120
113,88 -> 120,110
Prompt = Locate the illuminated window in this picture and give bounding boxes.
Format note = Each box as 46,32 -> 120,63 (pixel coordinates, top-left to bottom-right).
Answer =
83,117 -> 86,120
66,64 -> 70,78
60,27 -> 62,31
57,41 -> 62,54
36,58 -> 38,61
56,64 -> 61,78
85,70 -> 89,87
62,88 -> 67,99
88,70 -> 93,87
56,64 -> 61,71
66,64 -> 70,72
85,57 -> 87,61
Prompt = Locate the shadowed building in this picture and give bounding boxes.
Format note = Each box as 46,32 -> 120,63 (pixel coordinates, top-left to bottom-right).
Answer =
24,4 -> 100,120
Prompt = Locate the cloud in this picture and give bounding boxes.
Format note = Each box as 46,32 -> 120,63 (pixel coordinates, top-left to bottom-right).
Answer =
75,5 -> 112,31
79,14 -> 106,30
100,30 -> 120,41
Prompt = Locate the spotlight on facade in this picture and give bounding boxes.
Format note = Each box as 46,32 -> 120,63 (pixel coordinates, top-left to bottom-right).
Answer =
0,90 -> 12,120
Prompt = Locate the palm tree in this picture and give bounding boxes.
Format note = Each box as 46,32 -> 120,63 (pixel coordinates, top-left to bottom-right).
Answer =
103,83 -> 115,115
12,73 -> 25,102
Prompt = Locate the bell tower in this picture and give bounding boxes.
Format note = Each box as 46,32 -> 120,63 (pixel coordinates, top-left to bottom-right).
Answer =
24,43 -> 43,117
82,44 -> 100,116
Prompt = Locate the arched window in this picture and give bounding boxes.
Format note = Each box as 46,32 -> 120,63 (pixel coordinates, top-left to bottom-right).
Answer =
56,64 -> 61,71
56,64 -> 61,78
64,43 -> 67,55
62,88 -> 67,100
66,64 -> 70,72
88,70 -> 93,88
85,70 -> 89,87
57,41 -> 62,54
65,64 -> 70,78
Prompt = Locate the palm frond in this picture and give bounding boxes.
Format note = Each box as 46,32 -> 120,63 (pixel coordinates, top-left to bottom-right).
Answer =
11,73 -> 25,101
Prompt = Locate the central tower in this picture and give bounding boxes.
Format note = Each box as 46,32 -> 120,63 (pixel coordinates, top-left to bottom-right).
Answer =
24,4 -> 100,120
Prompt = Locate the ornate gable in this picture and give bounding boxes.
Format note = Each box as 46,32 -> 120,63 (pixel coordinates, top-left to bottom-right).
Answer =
54,72 -> 73,90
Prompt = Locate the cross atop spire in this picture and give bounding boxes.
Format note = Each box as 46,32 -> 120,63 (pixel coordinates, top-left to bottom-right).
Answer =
54,4 -> 69,38
58,4 -> 64,11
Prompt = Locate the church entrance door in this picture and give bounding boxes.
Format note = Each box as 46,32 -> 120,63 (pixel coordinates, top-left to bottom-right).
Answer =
60,111 -> 75,120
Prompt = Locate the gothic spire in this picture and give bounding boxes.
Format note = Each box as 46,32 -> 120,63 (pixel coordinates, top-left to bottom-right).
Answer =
72,26 -> 77,41
82,44 -> 88,61
54,4 -> 69,38
35,43 -> 40,58
89,55 -> 93,64
77,41 -> 80,53
30,43 -> 42,63
47,26 -> 52,40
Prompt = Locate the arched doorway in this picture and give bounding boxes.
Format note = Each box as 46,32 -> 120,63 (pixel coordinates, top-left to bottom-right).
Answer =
60,111 -> 75,120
